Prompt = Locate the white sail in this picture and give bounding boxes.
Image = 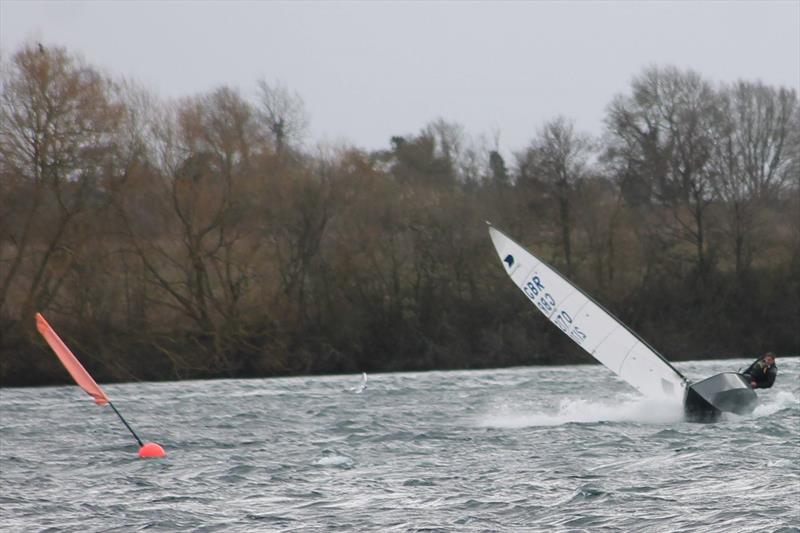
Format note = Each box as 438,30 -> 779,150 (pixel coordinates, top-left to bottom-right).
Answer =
489,225 -> 687,402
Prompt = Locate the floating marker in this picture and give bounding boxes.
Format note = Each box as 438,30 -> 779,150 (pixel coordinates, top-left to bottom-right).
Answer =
138,442 -> 166,458
35,313 -> 166,458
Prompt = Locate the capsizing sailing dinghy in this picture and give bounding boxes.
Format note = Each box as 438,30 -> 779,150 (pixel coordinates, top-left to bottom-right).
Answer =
487,223 -> 756,422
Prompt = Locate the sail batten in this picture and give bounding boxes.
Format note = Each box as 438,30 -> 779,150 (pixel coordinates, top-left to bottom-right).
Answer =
488,225 -> 687,401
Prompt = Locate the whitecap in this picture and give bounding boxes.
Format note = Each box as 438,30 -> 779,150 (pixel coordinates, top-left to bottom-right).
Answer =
314,454 -> 354,467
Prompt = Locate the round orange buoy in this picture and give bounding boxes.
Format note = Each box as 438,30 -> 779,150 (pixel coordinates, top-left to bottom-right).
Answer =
138,442 -> 166,458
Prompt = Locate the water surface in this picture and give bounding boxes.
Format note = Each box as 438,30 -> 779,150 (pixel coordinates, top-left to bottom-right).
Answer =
1,358 -> 798,531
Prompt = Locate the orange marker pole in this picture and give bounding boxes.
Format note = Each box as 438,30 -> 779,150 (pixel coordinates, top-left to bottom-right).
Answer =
35,313 -> 165,458
108,401 -> 144,447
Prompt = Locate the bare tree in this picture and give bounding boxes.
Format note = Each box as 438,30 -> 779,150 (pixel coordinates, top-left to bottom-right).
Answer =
516,116 -> 592,275
268,154 -> 339,332
0,44 -> 123,321
711,82 -> 798,274
424,119 -> 493,185
115,87 -> 269,372
789,108 -> 800,268
606,66 -> 721,279
256,79 -> 309,154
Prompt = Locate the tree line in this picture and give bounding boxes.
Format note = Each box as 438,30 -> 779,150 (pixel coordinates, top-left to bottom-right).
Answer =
1,43 -> 798,386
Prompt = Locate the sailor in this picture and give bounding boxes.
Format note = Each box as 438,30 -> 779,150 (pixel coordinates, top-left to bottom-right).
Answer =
741,352 -> 777,389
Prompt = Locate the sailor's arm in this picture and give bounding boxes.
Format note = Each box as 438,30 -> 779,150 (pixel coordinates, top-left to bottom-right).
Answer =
764,367 -> 777,388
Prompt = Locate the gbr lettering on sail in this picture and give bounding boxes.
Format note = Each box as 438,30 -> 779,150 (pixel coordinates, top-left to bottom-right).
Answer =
521,274 -> 587,344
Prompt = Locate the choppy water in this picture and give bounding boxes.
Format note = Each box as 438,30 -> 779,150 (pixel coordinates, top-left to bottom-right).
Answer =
1,358 -> 798,532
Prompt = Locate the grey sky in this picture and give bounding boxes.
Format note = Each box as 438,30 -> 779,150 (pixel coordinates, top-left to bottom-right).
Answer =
2,0 -> 799,154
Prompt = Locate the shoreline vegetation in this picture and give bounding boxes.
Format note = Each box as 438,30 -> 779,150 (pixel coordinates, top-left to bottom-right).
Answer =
1,43 -> 798,387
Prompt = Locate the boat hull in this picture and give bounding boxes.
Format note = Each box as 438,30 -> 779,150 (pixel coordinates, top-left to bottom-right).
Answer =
684,372 -> 757,422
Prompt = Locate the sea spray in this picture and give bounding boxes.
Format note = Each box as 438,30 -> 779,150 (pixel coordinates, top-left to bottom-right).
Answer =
476,396 -> 686,428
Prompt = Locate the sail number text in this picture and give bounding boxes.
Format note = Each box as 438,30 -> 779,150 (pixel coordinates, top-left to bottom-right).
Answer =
522,276 -> 587,344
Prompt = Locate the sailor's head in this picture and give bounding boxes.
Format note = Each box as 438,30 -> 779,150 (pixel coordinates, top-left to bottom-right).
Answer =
763,352 -> 776,366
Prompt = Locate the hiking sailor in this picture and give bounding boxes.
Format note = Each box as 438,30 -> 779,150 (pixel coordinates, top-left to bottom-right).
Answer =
741,352 -> 778,389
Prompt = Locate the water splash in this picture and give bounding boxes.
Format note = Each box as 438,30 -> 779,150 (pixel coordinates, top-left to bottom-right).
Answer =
752,389 -> 799,417
476,396 -> 684,428
349,372 -> 368,394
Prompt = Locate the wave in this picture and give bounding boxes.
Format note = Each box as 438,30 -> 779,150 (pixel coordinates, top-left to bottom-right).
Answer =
751,389 -> 799,417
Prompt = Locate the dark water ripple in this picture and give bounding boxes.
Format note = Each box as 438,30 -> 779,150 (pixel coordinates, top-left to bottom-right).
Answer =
1,358 -> 798,532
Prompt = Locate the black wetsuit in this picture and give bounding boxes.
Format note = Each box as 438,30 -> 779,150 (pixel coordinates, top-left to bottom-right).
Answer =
742,359 -> 777,389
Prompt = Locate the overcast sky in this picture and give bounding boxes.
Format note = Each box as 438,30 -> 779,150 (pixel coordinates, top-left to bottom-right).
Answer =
2,1 -> 799,154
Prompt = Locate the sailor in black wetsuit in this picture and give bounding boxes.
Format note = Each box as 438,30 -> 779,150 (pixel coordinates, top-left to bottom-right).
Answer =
741,352 -> 777,389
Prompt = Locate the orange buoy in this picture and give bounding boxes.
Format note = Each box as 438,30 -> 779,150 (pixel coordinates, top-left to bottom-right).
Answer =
37,313 -> 166,456
138,442 -> 166,458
